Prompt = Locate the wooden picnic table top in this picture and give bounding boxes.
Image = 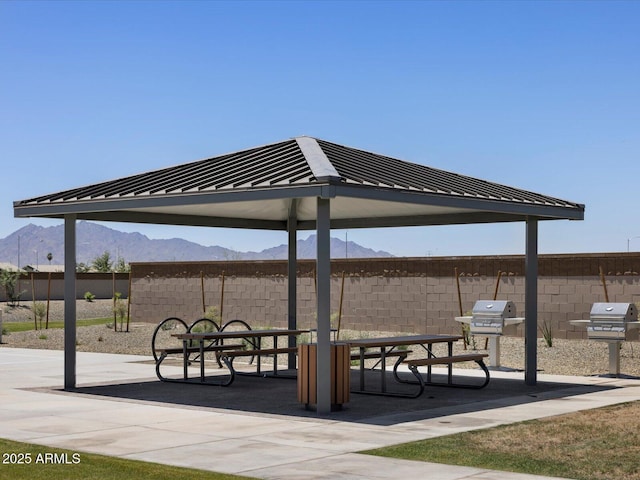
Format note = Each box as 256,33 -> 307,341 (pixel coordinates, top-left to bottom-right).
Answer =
172,329 -> 309,341
346,334 -> 463,348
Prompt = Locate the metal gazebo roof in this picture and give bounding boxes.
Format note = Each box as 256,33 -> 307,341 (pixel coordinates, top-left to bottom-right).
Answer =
13,136 -> 584,226
13,136 -> 584,414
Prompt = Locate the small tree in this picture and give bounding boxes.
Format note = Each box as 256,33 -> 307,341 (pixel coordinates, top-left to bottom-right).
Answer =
0,269 -> 26,307
33,302 -> 47,330
113,292 -> 127,331
76,262 -> 91,273
205,306 -> 221,324
92,251 -> 113,273
114,257 -> 130,273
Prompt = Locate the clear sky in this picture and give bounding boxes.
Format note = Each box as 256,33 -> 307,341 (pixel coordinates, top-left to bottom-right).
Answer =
2,0 -> 639,257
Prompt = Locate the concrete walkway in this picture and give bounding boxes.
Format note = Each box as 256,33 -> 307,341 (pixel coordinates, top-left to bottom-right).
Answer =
1,347 -> 639,479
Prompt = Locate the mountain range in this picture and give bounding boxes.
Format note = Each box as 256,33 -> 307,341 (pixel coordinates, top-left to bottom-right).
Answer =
0,221 -> 392,268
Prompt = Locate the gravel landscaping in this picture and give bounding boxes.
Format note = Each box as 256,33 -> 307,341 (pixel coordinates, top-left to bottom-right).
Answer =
2,300 -> 640,377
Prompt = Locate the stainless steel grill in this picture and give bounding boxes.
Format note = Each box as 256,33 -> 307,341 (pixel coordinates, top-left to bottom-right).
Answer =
585,302 -> 639,341
470,300 -> 517,336
570,302 -> 640,376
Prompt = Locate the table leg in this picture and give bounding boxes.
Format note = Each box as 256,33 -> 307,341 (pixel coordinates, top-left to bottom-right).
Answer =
256,337 -> 262,375
426,344 -> 433,383
359,347 -> 365,391
272,335 -> 278,376
200,339 -> 205,382
381,347 -> 387,393
182,340 -> 189,380
447,341 -> 453,384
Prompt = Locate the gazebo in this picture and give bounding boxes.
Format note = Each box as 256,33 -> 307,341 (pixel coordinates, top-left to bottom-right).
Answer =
13,136 -> 584,414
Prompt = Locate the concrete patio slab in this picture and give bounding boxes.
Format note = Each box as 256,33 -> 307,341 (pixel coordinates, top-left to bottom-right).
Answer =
1,347 -> 639,480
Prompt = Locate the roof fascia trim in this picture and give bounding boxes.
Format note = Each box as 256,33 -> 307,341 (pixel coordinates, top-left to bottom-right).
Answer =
332,185 -> 585,221
295,136 -> 341,182
13,185 -> 327,218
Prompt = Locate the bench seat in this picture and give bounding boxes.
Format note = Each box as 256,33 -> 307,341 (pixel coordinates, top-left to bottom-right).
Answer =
349,350 -> 412,361
155,343 -> 245,386
405,353 -> 488,368
396,353 -> 490,396
156,343 -> 245,357
220,346 -> 298,380
222,346 -> 298,358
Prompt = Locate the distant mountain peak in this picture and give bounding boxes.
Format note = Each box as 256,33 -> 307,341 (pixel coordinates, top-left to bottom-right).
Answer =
0,222 -> 393,267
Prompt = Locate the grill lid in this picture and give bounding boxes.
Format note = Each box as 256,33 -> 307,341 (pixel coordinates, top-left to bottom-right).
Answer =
589,303 -> 637,323
471,300 -> 516,319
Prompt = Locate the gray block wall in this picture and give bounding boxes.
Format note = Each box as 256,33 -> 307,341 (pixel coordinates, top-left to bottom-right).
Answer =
128,254 -> 640,340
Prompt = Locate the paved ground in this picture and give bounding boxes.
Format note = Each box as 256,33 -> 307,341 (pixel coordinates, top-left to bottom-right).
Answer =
1,347 -> 639,479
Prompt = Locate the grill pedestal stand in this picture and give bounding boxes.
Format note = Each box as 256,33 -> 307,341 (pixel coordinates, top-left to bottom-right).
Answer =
608,342 -> 621,376
488,336 -> 500,368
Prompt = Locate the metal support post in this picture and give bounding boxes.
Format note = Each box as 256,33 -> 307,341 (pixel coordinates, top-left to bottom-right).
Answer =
287,199 -> 298,370
64,214 -> 77,389
525,217 -> 538,386
316,197 -> 331,414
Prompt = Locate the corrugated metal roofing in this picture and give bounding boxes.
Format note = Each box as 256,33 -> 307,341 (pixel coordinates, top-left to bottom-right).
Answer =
14,136 -> 584,225
317,139 -> 577,208
22,139 -> 312,204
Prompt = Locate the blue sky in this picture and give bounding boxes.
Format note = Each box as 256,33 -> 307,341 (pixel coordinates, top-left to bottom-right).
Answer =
2,0 -> 639,257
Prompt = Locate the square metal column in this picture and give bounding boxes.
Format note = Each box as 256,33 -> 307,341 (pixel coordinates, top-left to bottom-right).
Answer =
64,214 -> 77,389
525,217 -> 538,386
316,197 -> 331,414
287,199 -> 298,369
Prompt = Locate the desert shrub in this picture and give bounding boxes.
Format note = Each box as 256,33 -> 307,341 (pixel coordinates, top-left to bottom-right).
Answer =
1,269 -> 26,306
33,302 -> 47,329
540,320 -> 553,348
204,305 -> 221,323
113,292 -> 127,331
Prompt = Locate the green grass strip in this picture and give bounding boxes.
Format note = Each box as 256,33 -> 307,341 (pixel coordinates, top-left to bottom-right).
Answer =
2,318 -> 111,333
0,438 -> 255,480
363,401 -> 640,480
363,428 -> 577,479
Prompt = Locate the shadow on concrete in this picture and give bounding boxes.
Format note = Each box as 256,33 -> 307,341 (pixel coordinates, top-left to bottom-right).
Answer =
52,368 -> 618,426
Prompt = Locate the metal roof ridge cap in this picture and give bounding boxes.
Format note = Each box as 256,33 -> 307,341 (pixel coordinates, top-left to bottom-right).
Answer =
295,136 -> 341,182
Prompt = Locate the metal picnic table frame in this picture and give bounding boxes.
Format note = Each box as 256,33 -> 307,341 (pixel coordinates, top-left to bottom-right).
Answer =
156,328 -> 308,386
347,334 -> 489,397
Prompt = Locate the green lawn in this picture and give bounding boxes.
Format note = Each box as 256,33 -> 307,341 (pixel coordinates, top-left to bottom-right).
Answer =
363,401 -> 640,480
0,438 -> 255,480
2,318 -> 111,334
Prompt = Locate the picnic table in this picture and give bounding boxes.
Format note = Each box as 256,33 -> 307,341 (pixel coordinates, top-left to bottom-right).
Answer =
155,328 -> 307,386
347,334 -> 490,397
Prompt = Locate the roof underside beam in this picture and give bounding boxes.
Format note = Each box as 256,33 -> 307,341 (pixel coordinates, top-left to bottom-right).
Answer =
61,211 -> 287,230
296,211 -> 553,230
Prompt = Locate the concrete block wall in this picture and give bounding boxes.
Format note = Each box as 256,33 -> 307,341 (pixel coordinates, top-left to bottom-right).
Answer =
129,254 -> 640,340
0,273 -> 130,302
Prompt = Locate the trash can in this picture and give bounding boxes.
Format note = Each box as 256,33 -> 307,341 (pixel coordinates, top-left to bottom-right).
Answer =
297,342 -> 350,410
